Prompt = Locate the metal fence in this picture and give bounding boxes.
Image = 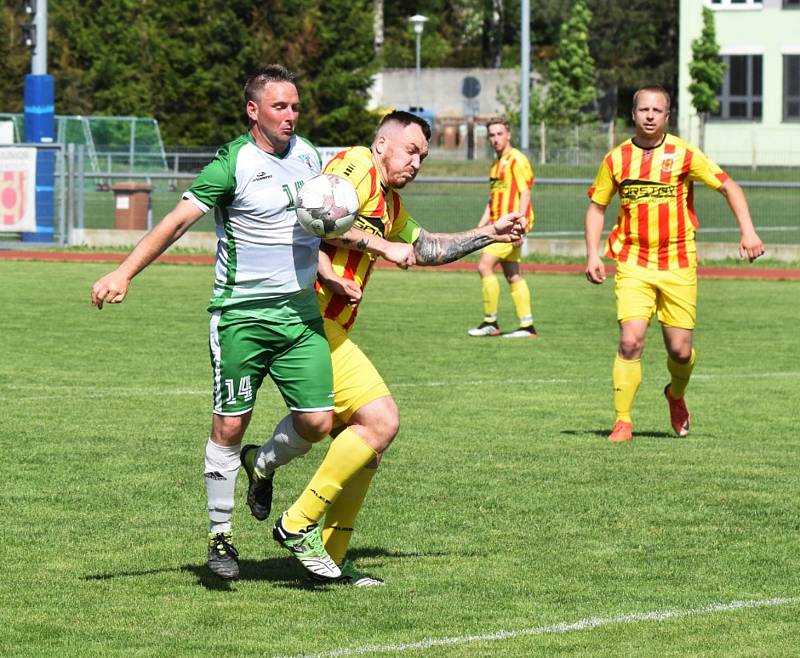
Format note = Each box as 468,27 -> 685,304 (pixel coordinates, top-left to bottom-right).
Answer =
3,144 -> 799,250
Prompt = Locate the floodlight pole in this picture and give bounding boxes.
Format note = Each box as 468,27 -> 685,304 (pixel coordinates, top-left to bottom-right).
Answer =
409,14 -> 428,111
520,0 -> 530,150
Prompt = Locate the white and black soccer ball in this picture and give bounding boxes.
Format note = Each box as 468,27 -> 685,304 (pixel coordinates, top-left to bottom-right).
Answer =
296,173 -> 359,238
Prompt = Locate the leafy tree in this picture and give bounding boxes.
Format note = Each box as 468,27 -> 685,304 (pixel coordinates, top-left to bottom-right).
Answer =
0,2 -> 29,115
544,0 -> 596,126
252,0 -> 377,146
688,6 -> 724,150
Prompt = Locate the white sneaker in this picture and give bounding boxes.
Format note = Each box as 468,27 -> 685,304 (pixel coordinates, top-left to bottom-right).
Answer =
467,322 -> 501,337
501,326 -> 538,338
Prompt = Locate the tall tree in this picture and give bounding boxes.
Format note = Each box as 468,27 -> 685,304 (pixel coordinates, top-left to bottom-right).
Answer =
544,0 -> 596,125
688,6 -> 724,150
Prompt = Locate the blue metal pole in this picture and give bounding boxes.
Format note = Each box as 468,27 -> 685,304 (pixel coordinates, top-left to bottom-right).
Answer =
22,0 -> 55,243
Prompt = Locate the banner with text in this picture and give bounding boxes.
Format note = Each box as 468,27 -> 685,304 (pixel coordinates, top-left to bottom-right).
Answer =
0,147 -> 37,232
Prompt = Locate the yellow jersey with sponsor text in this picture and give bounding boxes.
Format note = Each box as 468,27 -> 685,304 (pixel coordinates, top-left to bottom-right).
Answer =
489,147 -> 534,230
588,134 -> 729,270
317,146 -> 421,330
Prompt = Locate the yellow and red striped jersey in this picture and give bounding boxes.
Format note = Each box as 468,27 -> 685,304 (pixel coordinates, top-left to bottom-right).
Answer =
488,147 -> 534,230
317,146 -> 421,330
588,134 -> 729,270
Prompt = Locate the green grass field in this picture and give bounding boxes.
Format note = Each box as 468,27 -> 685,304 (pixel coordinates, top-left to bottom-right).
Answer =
2,261 -> 799,657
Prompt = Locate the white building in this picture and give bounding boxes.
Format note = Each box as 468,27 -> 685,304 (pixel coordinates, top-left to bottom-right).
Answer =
678,0 -> 800,166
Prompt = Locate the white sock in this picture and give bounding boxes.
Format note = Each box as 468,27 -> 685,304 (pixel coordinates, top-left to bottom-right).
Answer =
204,438 -> 241,534
254,414 -> 313,477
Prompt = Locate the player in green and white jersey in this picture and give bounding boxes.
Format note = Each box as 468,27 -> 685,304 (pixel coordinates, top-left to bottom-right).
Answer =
91,65 -> 337,580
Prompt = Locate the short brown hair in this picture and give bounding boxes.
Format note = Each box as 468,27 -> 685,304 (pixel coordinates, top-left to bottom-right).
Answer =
485,116 -> 510,131
632,85 -> 671,112
244,65 -> 297,104
376,110 -> 432,141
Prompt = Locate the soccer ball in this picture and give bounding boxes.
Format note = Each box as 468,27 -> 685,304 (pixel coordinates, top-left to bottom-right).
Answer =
296,173 -> 359,238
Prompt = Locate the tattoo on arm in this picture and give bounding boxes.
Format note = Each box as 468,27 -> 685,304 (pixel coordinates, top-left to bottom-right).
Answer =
413,228 -> 493,265
328,234 -> 371,251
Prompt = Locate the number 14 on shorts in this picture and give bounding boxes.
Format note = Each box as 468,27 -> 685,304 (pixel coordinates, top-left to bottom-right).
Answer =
224,376 -> 253,405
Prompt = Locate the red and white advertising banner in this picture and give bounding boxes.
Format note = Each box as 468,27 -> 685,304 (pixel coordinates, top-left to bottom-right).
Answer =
0,148 -> 37,232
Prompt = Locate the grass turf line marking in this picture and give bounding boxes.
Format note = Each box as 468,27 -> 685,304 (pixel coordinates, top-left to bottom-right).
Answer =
274,596 -> 800,658
2,371 -> 799,402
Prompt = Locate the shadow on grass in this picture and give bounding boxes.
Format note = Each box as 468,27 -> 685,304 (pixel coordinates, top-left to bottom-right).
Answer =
561,429 -> 676,440
82,546 -> 431,591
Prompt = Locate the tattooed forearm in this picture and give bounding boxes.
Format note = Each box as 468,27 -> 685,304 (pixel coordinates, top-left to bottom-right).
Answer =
413,228 -> 494,265
327,234 -> 371,251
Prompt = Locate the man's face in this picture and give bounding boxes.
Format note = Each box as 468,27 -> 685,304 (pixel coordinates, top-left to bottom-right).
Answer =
487,123 -> 511,155
246,81 -> 300,153
375,122 -> 429,189
632,90 -> 670,142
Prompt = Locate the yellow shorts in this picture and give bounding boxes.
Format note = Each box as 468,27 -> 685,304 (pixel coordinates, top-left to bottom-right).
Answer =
482,241 -> 522,262
324,319 -> 390,424
614,260 -> 697,329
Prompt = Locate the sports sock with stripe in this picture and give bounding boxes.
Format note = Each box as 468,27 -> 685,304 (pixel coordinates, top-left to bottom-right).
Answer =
510,279 -> 533,326
204,438 -> 241,534
481,274 -> 500,321
322,464 -> 378,565
613,355 -> 642,423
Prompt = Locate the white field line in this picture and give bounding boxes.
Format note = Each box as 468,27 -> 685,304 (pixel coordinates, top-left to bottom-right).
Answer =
1,371 -> 799,402
274,596 -> 800,658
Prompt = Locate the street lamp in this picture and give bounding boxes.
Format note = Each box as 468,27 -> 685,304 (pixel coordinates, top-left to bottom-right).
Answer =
408,14 -> 428,111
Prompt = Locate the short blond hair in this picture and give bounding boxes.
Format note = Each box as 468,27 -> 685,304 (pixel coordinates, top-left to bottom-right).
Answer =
632,85 -> 671,112
485,116 -> 510,131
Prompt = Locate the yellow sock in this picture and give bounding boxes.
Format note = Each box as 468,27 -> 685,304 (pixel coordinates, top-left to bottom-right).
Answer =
322,465 -> 378,565
667,349 -> 696,399
283,428 -> 376,533
481,274 -> 500,321
509,279 -> 533,326
613,354 -> 642,423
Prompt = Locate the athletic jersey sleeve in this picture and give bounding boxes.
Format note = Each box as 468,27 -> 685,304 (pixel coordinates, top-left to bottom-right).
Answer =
183,145 -> 235,212
588,155 -> 616,207
324,147 -> 385,222
688,146 -> 729,190
511,154 -> 534,191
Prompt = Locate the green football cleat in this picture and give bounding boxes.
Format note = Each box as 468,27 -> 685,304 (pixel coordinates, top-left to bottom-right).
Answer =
207,531 -> 239,580
309,559 -> 385,587
240,444 -> 274,521
272,513 -> 341,580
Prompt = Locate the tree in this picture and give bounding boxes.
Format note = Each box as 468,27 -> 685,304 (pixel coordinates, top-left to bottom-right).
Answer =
544,0 -> 596,126
688,6 -> 724,150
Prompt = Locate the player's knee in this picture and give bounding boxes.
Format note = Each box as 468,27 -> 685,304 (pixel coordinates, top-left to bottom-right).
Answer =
212,412 -> 250,444
618,337 -> 644,359
292,410 -> 333,442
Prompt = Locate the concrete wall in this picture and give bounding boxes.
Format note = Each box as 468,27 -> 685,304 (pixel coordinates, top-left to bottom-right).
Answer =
678,0 -> 800,166
369,68 -> 527,118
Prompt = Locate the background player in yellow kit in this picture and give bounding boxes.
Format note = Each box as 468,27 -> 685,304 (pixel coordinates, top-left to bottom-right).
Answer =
468,116 -> 537,338
241,111 -> 525,584
584,85 -> 764,443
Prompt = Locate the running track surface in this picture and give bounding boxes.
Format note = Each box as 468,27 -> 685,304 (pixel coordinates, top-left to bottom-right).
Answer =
2,249 -> 799,280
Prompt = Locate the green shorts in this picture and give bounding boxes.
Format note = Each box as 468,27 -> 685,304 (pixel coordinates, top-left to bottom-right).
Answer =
209,309 -> 334,416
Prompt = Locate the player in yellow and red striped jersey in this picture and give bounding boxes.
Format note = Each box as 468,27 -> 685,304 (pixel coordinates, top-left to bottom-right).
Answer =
584,85 -> 764,443
468,116 -> 538,338
243,111 -> 526,584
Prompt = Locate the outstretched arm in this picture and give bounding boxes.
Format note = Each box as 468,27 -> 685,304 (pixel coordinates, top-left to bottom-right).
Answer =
413,212 -> 524,265
91,199 -> 204,308
326,227 -> 416,269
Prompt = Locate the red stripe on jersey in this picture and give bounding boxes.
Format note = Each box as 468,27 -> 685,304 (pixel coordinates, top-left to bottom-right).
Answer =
658,203 -> 670,269
675,180 -> 689,268
681,149 -> 693,177
620,144 -> 633,180
618,206 -> 633,261
660,143 -> 675,183
342,263 -> 374,330
639,150 -> 653,180
323,249 -> 364,320
369,166 -> 378,199
605,154 -> 614,172
508,174 -> 518,213
716,172 -> 730,185
636,204 -> 650,267
687,182 -> 699,230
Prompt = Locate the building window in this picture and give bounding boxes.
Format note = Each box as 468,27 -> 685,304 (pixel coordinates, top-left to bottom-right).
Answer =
708,0 -> 762,7
713,54 -> 763,121
784,0 -> 800,8
785,55 -> 800,120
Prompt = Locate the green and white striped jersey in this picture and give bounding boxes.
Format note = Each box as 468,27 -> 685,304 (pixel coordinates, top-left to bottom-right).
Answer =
183,132 -> 322,311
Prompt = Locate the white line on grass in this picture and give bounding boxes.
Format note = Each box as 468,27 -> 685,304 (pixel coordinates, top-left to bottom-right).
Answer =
274,596 -> 800,658
2,371 -> 800,402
